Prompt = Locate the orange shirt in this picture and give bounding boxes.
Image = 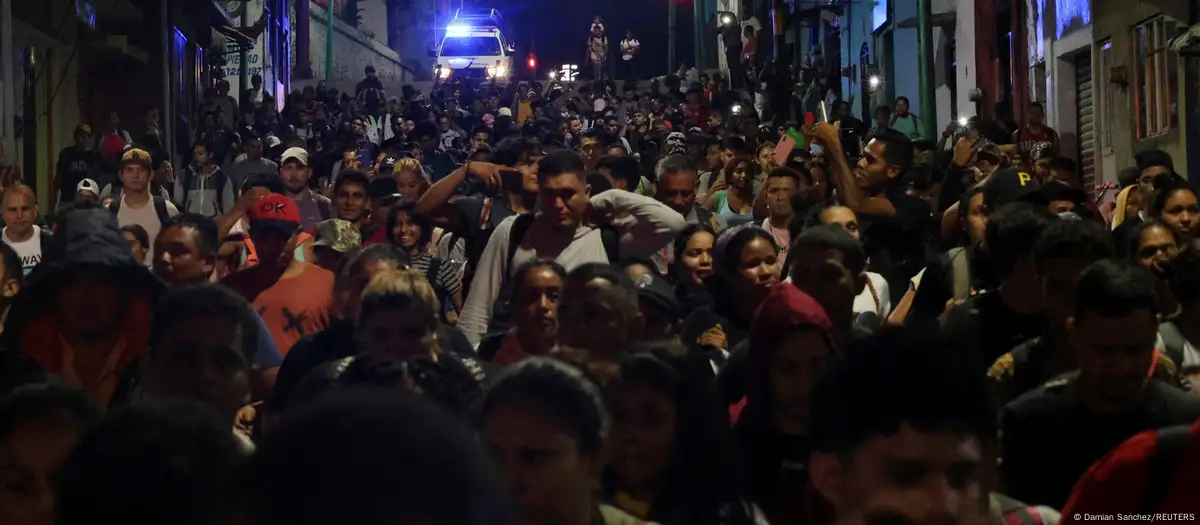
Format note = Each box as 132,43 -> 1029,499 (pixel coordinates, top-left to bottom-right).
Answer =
222,264 -> 334,355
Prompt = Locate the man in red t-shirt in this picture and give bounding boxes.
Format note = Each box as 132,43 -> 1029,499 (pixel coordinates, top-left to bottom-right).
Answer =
1060,418 -> 1200,521
222,194 -> 334,355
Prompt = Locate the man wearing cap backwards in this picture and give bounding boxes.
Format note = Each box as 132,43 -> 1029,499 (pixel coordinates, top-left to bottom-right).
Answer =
907,168 -> 1046,324
1,184 -> 52,275
222,194 -> 334,355
278,147 -> 332,231
53,124 -> 102,207
76,179 -> 101,204
113,148 -> 180,263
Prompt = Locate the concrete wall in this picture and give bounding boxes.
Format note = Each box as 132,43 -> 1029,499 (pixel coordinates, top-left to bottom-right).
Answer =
303,1 -> 415,95
892,0 -> 922,116
1091,0 -> 1188,180
390,0 -> 437,81
221,0 -> 279,101
358,0 -> 389,45
1042,27 -> 1091,167
953,0 -> 977,121
10,13 -> 82,209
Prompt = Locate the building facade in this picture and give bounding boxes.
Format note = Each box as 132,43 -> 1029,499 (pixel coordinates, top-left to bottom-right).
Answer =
0,0 -> 259,208
293,0 -> 415,92
1090,0 -> 1193,183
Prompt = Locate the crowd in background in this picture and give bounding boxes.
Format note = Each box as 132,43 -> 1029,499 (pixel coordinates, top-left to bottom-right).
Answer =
0,61 -> 1198,525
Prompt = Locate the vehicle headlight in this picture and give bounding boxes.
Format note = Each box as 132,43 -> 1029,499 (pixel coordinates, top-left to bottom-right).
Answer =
494,65 -> 508,77
437,67 -> 451,79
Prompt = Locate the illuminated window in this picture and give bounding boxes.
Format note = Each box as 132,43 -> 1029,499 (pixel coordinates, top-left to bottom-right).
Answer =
1056,0 -> 1091,38
1132,16 -> 1180,139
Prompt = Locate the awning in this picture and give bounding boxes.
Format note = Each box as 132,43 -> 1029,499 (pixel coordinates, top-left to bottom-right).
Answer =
212,4 -> 271,49
896,12 -> 957,29
215,24 -> 257,48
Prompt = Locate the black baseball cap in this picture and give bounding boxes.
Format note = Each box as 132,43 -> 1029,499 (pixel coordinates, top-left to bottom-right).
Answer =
1041,181 -> 1087,205
632,272 -> 680,318
368,177 -> 401,202
983,168 -> 1045,208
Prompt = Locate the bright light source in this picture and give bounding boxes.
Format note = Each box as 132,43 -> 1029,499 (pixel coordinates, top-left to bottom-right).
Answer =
958,116 -> 969,127
868,76 -> 881,88
447,24 -> 470,37
548,71 -> 557,80
528,57 -> 537,69
721,15 -> 733,24
437,66 -> 451,79
731,103 -> 743,115
559,64 -> 579,82
488,64 -> 509,78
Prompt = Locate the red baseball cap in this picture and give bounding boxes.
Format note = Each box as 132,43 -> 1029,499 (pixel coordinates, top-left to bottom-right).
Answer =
248,194 -> 301,233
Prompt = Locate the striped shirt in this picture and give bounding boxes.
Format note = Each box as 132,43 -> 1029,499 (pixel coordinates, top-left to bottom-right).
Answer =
410,251 -> 461,308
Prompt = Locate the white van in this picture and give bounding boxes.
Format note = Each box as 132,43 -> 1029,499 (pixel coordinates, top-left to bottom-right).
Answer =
433,9 -> 514,84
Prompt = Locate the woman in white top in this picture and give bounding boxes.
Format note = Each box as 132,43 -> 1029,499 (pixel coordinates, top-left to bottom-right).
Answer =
811,204 -> 891,317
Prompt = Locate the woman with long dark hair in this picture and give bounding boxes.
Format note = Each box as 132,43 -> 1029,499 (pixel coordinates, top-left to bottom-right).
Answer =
477,258 -> 567,366
603,342 -> 755,525
480,358 -> 647,525
706,225 -> 781,349
387,197 -> 462,320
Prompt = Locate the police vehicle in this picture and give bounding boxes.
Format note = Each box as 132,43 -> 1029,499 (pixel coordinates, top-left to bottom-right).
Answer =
432,9 -> 514,85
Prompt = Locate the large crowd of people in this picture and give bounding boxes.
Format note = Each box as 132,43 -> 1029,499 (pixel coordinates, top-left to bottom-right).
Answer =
1,65 -> 1199,525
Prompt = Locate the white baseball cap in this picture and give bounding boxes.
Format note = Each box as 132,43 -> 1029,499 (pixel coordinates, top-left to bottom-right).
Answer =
76,178 -> 100,196
281,147 -> 309,166
497,107 -> 513,117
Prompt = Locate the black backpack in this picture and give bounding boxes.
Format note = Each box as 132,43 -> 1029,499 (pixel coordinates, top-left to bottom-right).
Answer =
423,256 -> 454,322
485,213 -> 620,335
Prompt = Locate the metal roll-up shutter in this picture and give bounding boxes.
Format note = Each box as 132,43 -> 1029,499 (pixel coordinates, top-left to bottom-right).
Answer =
1075,53 -> 1096,196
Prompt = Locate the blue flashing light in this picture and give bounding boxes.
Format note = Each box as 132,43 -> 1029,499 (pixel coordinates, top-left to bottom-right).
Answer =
447,24 -> 471,37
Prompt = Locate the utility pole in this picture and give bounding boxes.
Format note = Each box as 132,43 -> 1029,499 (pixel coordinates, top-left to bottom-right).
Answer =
693,0 -> 702,70
325,0 -> 334,81
239,1 -> 249,95
916,0 -> 936,140
0,0 -> 13,153
668,0 -> 676,73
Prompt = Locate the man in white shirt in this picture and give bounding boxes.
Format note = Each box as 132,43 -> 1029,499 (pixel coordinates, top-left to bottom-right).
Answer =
112,148 -> 180,263
458,150 -> 686,345
620,30 -> 640,79
1,184 -> 47,275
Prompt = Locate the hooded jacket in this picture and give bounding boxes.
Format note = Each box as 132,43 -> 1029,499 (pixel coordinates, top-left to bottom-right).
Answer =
732,284 -> 836,525
5,208 -> 163,405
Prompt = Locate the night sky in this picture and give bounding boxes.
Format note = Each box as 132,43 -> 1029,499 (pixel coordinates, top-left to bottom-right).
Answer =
487,0 -> 699,79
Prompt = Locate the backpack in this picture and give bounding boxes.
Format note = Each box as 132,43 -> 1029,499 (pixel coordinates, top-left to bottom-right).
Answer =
485,213 -> 620,335
423,256 -> 453,322
938,246 -> 972,301
181,168 -> 229,215
1159,321 -> 1187,368
110,197 -> 172,226
1140,424 -> 1192,513
889,113 -> 924,135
